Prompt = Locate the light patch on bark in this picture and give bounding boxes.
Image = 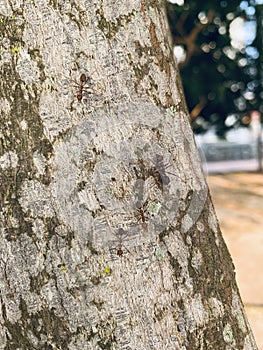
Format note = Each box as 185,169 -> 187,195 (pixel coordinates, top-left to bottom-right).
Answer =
0,235 -> 44,324
231,289 -> 249,334
208,297 -> 224,318
191,248 -> 203,270
19,179 -> 55,218
244,334 -> 258,350
16,48 -> 40,84
181,188 -> 208,233
102,0 -> 141,19
0,326 -> 7,349
33,151 -> 47,175
208,202 -> 221,245
0,151 -> 18,169
0,0 -> 12,16
185,293 -> 208,329
196,221 -> 205,232
39,91 -> 73,141
0,97 -> 11,114
20,119 -> 28,130
223,323 -> 236,347
32,218 -> 47,240
164,231 -> 189,269
3,299 -> 21,324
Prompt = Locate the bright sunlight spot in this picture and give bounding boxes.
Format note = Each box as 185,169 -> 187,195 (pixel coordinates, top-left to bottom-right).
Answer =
173,45 -> 186,63
167,0 -> 184,5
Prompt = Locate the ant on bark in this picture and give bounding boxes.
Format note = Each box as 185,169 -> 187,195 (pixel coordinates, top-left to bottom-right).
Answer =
59,72 -> 92,102
111,228 -> 132,257
115,228 -> 126,257
135,201 -> 148,229
76,73 -> 92,102
104,216 -> 133,258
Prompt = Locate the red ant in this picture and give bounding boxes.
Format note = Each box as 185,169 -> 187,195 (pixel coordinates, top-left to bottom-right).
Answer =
135,201 -> 148,229
104,217 -> 132,258
76,73 -> 92,102
112,228 -> 132,257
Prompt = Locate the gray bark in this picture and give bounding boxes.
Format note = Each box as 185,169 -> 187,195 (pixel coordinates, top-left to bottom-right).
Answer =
0,0 -> 258,349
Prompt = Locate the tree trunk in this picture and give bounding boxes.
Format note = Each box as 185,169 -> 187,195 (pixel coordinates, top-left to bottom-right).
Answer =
0,1 -> 258,349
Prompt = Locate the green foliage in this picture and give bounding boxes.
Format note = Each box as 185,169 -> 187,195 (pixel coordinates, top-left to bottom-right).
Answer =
166,0 -> 261,136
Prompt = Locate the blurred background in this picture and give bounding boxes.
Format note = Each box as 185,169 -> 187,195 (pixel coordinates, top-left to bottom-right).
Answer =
166,0 -> 263,348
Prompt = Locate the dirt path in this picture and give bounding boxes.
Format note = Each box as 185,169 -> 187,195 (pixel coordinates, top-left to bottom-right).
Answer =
208,173 -> 263,349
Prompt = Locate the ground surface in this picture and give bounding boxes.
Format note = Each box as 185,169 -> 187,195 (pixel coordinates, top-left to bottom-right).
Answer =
208,172 -> 263,350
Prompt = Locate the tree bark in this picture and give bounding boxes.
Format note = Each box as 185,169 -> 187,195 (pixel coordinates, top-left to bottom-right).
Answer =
0,0 -> 258,349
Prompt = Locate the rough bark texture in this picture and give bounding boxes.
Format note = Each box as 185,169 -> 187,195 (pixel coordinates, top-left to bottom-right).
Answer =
0,0 -> 258,349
